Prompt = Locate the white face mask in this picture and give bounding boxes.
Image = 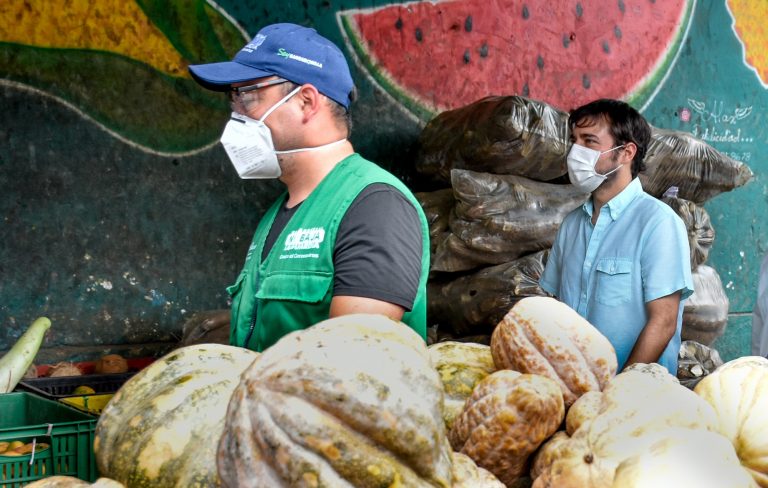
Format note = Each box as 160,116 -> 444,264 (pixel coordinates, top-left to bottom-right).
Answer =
220,86 -> 347,179
566,143 -> 626,193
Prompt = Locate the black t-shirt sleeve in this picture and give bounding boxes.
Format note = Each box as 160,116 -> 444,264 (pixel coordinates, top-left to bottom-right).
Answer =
333,183 -> 424,310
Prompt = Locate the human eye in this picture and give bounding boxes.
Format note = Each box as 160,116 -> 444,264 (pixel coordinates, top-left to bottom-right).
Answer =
230,89 -> 260,113
584,137 -> 600,147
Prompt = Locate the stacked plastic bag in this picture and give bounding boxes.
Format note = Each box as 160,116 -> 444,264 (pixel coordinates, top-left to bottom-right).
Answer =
416,95 -> 752,348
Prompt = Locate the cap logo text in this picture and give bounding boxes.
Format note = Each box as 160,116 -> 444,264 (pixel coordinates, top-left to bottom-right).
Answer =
277,48 -> 323,68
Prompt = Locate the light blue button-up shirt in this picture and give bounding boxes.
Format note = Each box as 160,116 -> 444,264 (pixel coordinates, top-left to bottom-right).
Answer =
540,178 -> 694,373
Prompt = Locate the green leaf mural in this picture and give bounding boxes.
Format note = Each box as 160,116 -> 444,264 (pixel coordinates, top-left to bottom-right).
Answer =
0,0 -> 247,154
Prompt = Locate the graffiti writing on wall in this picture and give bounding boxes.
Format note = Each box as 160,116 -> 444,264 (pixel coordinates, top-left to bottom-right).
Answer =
688,98 -> 755,161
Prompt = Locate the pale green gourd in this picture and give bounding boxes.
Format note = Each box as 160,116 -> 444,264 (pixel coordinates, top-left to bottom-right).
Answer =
0,317 -> 51,393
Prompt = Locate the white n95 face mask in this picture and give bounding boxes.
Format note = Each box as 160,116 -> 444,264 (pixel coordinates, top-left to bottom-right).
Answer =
566,143 -> 626,193
220,86 -> 300,179
220,86 -> 347,179
220,112 -> 281,179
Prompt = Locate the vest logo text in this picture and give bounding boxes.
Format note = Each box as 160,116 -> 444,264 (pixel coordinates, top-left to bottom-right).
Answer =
284,227 -> 325,251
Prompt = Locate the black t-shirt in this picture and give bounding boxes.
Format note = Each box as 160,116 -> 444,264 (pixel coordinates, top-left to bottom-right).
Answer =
261,183 -> 423,310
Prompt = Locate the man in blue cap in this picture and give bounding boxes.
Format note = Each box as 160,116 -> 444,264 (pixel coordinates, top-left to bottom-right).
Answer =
188,23 -> 430,352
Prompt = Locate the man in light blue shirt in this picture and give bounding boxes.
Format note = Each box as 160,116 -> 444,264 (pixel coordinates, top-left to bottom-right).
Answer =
540,99 -> 693,374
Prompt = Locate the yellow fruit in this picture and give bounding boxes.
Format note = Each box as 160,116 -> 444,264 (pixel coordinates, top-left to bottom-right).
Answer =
0,440 -> 51,457
14,443 -> 36,455
15,442 -> 47,455
7,441 -> 24,451
73,385 -> 96,395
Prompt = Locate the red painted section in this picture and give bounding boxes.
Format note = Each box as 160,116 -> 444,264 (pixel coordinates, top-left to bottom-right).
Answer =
345,0 -> 688,111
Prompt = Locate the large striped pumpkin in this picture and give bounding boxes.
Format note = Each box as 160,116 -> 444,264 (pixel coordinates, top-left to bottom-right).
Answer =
491,296 -> 617,407
217,313 -> 453,487
532,367 -> 721,487
694,356 -> 768,487
449,370 -> 564,487
94,344 -> 259,487
611,428 -> 756,488
565,363 -> 678,435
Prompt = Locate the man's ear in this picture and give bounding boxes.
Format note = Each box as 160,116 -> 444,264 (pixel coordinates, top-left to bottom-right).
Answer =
296,84 -> 322,122
622,141 -> 638,163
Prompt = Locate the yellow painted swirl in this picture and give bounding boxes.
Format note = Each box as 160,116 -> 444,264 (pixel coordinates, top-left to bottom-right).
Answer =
0,0 -> 189,77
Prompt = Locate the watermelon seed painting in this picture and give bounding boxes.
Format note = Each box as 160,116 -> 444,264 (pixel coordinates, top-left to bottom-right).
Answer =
338,0 -> 697,121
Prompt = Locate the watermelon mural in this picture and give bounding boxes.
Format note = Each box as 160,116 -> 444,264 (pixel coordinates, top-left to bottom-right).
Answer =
338,0 -> 696,121
726,0 -> 768,87
0,0 -> 247,155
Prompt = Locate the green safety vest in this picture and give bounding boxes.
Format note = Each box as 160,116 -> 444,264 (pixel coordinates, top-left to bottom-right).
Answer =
227,153 -> 430,351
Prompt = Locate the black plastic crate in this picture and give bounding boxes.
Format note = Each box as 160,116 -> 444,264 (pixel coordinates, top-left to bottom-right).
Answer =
15,373 -> 136,400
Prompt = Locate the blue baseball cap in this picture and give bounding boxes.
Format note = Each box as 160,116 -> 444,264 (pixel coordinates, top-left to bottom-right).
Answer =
189,23 -> 354,110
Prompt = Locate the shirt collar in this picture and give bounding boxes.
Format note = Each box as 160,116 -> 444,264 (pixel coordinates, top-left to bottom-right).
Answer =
581,178 -> 643,221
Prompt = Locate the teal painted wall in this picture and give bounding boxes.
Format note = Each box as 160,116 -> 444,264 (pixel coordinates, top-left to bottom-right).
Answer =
1,0 -> 764,361
644,0 -> 766,358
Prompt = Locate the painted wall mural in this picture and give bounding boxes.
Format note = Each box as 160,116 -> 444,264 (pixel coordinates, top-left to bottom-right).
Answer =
1,0 -> 766,362
339,0 -> 694,120
0,0 -> 246,155
727,0 -> 768,87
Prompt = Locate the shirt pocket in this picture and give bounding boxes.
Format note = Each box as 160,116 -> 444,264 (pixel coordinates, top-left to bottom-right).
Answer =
256,270 -> 333,303
226,271 -> 247,298
226,271 -> 253,327
595,258 -> 633,306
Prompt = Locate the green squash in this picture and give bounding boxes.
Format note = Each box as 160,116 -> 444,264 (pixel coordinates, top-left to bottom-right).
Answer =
428,341 -> 496,431
94,344 -> 259,487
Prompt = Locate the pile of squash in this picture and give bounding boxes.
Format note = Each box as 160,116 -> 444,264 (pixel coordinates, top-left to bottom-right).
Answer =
90,298 -> 768,487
